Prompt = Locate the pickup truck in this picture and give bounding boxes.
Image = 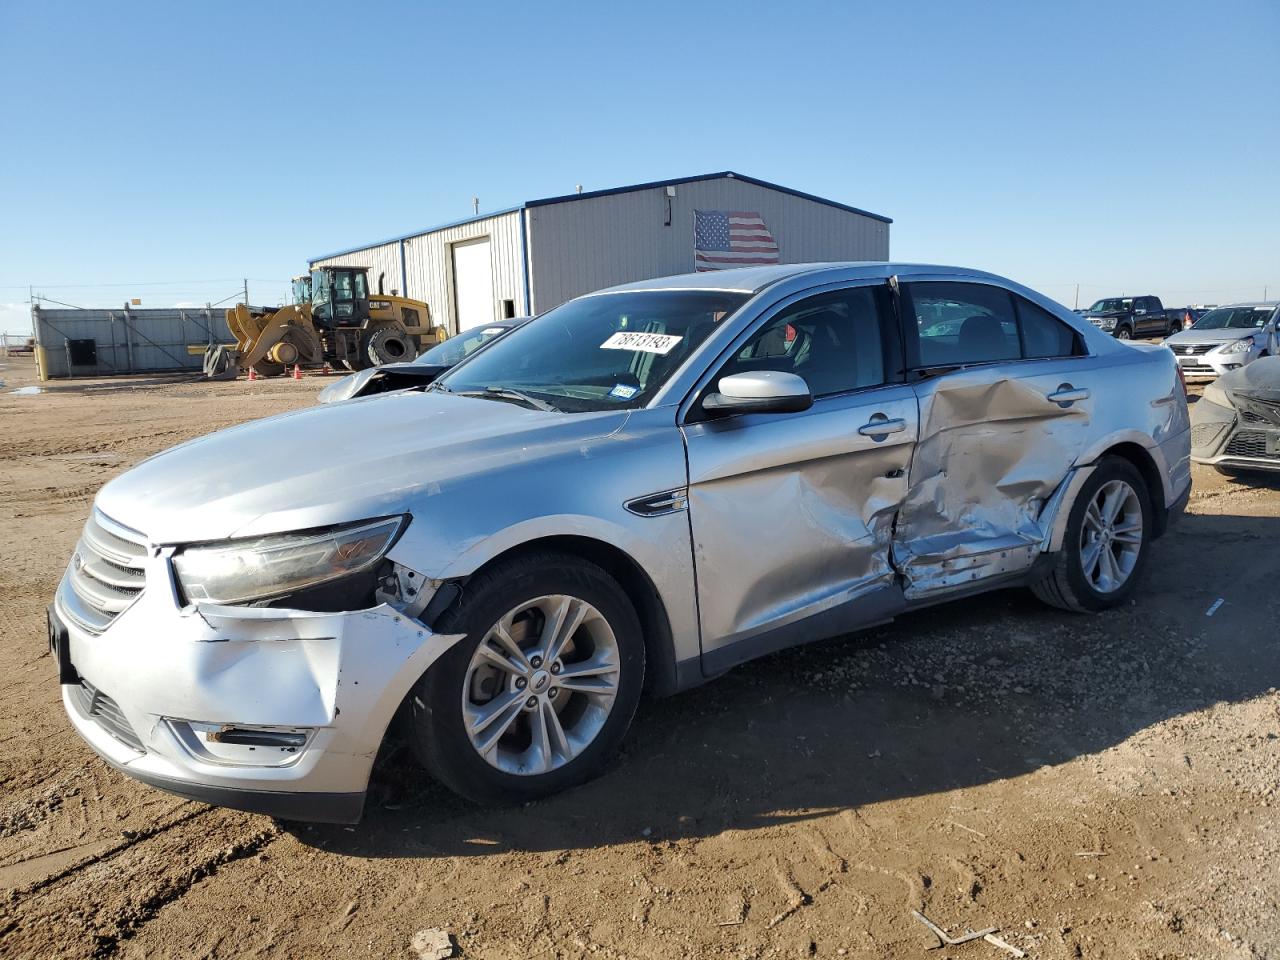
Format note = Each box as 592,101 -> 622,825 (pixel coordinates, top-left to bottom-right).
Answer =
1082,296 -> 1182,340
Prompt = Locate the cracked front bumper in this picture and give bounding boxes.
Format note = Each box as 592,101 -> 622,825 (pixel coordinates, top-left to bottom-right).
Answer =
54,562 -> 463,824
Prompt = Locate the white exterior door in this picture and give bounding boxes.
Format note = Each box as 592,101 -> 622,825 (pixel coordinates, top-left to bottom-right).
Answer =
452,237 -> 494,332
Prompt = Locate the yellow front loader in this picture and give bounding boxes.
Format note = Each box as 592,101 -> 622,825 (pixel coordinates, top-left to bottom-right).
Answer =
205,266 -> 446,379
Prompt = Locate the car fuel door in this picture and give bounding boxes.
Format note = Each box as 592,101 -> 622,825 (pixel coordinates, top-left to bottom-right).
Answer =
893,280 -> 1096,597
680,284 -> 917,675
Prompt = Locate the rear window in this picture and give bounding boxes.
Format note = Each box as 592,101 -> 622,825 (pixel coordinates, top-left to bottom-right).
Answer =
906,282 -> 1084,367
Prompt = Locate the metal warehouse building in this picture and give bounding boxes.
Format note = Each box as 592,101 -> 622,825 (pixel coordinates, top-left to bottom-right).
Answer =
309,171 -> 891,333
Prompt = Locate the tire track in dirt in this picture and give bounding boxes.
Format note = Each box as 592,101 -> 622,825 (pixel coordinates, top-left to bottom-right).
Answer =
0,808 -> 279,958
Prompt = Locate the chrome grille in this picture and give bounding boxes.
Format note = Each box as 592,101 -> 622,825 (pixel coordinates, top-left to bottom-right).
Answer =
76,680 -> 144,752
57,511 -> 147,634
1175,343 -> 1218,356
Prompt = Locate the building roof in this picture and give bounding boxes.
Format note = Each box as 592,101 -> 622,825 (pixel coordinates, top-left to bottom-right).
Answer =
308,171 -> 891,263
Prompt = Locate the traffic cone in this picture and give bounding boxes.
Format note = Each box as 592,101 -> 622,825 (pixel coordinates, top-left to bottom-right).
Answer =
292,364 -> 301,380
247,367 -> 257,382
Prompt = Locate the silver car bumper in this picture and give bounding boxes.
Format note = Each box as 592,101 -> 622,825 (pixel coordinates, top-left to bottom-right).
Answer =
1174,349 -> 1255,381
54,557 -> 463,823
1189,394 -> 1280,473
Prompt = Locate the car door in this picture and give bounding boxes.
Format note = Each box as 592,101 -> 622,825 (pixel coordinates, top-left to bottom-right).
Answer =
680,283 -> 917,674
893,279 -> 1097,596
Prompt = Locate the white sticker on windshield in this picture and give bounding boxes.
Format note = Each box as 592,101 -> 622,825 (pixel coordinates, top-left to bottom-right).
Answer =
600,331 -> 683,355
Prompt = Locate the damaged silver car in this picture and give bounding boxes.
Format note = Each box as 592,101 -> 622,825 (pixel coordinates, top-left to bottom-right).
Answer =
1190,355 -> 1280,473
49,263 -> 1191,823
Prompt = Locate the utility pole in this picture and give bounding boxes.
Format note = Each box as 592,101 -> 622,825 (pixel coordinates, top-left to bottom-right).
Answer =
1074,283 -> 1079,310
243,278 -> 249,307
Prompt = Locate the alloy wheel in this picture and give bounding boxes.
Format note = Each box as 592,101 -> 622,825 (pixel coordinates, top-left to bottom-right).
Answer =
462,595 -> 620,776
1079,479 -> 1143,593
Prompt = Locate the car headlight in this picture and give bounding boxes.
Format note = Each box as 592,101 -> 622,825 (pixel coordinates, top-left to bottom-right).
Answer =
172,517 -> 405,605
1096,317 -> 1117,330
1219,338 -> 1252,355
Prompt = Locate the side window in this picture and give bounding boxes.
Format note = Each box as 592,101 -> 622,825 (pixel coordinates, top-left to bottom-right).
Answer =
716,287 -> 888,398
1016,296 -> 1084,358
907,282 -> 1019,366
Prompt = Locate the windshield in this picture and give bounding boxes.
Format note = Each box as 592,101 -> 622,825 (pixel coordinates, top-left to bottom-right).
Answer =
1088,298 -> 1133,314
414,324 -> 514,367
437,290 -> 749,412
1193,306 -> 1273,330
310,270 -> 328,306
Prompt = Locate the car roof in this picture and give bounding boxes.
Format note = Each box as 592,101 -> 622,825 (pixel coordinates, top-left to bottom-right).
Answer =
590,262 -> 1008,296
1211,301 -> 1278,309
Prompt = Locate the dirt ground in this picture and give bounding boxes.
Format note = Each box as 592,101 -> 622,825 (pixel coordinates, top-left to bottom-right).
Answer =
1,351 -> 1278,960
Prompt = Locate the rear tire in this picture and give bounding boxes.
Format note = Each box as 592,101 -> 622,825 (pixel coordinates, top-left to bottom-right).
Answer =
1031,456 -> 1152,613
408,552 -> 645,804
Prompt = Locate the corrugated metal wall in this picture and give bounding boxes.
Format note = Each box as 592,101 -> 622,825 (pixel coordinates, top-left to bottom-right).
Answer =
527,178 -> 890,312
311,242 -> 405,298
311,212 -> 526,335
32,306 -> 232,379
403,211 -> 525,333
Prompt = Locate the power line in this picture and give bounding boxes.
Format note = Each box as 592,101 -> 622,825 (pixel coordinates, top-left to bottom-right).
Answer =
0,277 -> 291,290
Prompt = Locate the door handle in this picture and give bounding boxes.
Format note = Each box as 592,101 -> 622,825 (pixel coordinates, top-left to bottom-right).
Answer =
1047,385 -> 1090,406
858,416 -> 907,438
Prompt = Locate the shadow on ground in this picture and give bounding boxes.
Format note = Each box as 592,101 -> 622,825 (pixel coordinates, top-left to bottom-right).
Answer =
290,511 -> 1279,859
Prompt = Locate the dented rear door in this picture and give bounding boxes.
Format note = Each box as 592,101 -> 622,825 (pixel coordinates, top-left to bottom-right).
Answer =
894,280 -> 1098,596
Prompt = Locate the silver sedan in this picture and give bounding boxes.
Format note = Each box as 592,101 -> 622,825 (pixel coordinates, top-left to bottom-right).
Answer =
52,263 -> 1191,822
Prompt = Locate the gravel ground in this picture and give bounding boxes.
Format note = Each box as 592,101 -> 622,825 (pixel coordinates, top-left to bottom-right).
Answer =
1,353 -> 1278,960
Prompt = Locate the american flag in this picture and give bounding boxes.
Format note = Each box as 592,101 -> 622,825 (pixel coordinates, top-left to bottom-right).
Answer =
693,210 -> 779,271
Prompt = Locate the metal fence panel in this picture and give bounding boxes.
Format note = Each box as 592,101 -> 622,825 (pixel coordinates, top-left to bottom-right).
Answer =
32,306 -> 235,379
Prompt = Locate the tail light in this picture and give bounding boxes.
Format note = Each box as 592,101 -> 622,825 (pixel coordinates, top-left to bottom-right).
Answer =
1176,364 -> 1187,397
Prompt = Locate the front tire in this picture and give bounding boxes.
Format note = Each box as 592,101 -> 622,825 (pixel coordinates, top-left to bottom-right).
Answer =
1031,456 -> 1152,612
409,552 -> 645,804
1116,326 -> 1133,341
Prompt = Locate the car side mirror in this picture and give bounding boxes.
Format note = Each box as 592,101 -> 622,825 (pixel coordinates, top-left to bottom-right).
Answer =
702,371 -> 813,415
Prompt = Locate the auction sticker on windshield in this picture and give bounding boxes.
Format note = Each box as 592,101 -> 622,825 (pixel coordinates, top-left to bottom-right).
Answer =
600,332 -> 683,355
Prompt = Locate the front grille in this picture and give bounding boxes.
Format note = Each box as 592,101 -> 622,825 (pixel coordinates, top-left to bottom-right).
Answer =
58,511 -> 147,634
76,680 -> 144,752
1175,343 -> 1218,356
1224,430 -> 1275,459
1236,395 -> 1280,427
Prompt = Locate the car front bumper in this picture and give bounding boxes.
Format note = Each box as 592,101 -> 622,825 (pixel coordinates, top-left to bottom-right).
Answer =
53,561 -> 463,824
1173,346 -> 1256,380
1189,394 -> 1280,473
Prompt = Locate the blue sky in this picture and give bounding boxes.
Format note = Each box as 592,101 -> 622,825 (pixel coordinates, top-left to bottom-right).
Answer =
1,0 -> 1276,334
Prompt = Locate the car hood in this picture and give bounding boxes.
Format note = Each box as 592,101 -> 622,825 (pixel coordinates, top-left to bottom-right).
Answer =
1166,328 -> 1252,346
95,391 -> 630,543
1215,355 -> 1280,401
1084,311 -> 1128,319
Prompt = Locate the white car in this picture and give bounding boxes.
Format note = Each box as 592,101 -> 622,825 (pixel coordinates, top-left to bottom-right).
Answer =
1164,302 -> 1279,380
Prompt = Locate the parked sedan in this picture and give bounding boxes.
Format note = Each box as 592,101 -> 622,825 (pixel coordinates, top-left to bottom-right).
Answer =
1164,302 -> 1279,380
50,263 -> 1190,823
1190,355 -> 1280,473
317,317 -> 529,403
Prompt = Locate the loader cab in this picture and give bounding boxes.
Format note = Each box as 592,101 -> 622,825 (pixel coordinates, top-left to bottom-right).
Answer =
309,267 -> 371,328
